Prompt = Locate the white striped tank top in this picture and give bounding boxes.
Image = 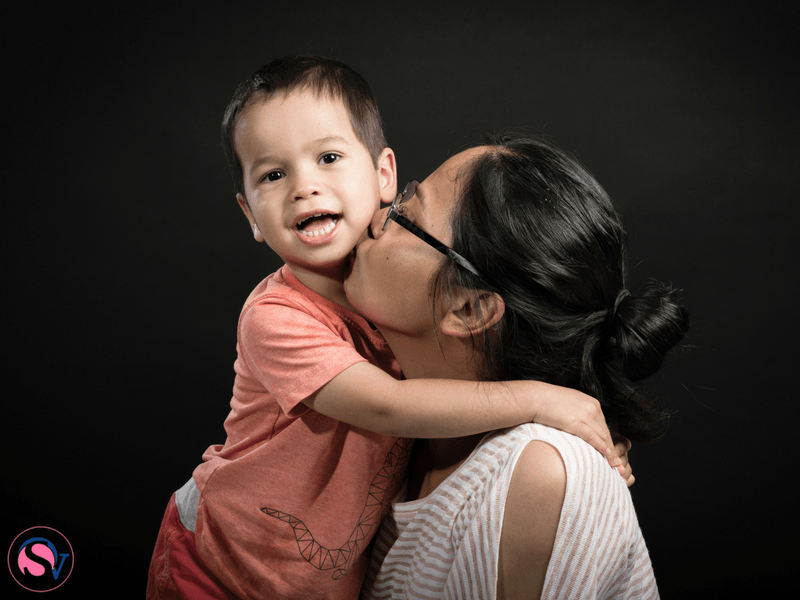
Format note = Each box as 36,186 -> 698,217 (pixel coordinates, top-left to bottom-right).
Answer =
361,423 -> 659,599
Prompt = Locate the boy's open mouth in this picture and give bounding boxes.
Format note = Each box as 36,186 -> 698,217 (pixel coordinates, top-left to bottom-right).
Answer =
296,213 -> 340,237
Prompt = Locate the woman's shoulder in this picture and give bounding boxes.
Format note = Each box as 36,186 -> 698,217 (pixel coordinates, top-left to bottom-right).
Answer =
494,423 -> 613,474
498,423 -> 629,515
497,436 -> 566,599
492,425 -> 569,509
506,438 -> 567,518
499,426 -> 650,598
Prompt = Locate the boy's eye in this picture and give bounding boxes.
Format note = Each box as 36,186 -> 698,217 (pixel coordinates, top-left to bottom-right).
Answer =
262,171 -> 284,183
320,153 -> 340,165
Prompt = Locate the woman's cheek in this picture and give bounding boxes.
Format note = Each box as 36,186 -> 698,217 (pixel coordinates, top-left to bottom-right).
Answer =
383,274 -> 440,334
345,249 -> 392,320
348,238 -> 441,333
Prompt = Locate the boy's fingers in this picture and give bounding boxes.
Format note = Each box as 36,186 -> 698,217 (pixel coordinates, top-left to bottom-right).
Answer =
617,462 -> 635,487
612,434 -> 632,454
598,426 -> 618,466
606,444 -> 622,468
583,400 -> 614,459
581,422 -> 613,459
611,435 -> 633,484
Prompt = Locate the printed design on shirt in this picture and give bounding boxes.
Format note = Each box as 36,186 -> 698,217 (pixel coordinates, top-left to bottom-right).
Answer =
261,438 -> 410,580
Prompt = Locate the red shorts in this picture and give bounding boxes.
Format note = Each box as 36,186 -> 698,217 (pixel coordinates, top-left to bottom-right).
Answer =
146,493 -> 238,600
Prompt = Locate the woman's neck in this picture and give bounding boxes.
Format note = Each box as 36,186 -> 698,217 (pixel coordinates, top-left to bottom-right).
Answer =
380,327 -> 480,382
380,325 -> 488,501
406,434 -> 487,501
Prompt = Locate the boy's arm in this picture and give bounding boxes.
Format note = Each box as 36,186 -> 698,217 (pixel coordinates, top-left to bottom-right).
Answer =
613,435 -> 635,487
304,361 -> 618,461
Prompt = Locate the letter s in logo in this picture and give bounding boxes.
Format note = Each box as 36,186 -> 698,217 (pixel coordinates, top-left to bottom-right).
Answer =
18,539 -> 57,576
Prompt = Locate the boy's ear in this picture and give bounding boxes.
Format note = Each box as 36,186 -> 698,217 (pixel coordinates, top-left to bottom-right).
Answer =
236,193 -> 264,243
376,147 -> 398,205
439,289 -> 505,338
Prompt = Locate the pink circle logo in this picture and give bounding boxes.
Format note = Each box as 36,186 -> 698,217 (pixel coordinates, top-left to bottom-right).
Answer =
7,526 -> 74,592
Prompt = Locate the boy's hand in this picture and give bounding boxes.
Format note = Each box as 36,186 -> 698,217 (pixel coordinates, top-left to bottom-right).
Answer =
530,385 -> 622,471
612,435 -> 634,487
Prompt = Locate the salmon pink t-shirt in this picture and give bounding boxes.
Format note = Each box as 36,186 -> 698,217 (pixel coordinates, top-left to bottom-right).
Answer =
192,266 -> 410,600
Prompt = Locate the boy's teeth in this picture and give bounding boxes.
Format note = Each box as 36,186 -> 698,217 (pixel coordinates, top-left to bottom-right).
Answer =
299,219 -> 337,237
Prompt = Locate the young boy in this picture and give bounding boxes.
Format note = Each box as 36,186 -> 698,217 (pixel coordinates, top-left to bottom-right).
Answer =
147,55 -> 619,600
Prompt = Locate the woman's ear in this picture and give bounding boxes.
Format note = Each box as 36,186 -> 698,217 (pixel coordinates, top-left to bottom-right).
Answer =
376,147 -> 398,205
440,290 -> 505,338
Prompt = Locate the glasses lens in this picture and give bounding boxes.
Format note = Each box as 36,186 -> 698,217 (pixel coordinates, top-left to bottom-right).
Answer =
384,181 -> 417,230
398,181 -> 418,212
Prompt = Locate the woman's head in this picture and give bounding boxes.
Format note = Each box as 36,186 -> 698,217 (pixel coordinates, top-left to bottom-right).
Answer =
346,134 -> 689,441
345,147 -> 490,346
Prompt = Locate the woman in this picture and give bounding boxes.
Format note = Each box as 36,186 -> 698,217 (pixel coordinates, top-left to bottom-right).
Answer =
345,134 -> 688,599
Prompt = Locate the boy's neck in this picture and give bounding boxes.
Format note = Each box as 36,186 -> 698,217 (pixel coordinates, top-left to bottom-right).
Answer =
286,262 -> 358,313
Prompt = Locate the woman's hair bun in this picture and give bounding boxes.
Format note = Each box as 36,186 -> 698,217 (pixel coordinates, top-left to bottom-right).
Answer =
613,279 -> 690,382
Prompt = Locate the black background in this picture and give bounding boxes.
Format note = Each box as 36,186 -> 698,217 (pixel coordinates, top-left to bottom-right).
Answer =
5,1 -> 798,597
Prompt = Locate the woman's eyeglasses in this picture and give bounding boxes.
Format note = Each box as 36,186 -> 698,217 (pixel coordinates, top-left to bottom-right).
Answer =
382,180 -> 480,276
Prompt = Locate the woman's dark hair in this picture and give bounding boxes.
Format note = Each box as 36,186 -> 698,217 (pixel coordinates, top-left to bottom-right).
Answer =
434,134 -> 689,442
221,54 -> 387,197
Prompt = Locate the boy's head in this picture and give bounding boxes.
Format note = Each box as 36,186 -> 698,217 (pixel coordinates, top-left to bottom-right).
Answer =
226,55 -> 396,282
222,54 -> 388,198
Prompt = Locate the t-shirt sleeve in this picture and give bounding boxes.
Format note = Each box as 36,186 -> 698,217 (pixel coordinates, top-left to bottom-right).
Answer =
237,296 -> 367,415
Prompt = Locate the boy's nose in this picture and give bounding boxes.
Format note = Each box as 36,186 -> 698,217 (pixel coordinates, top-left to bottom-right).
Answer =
292,173 -> 321,201
293,183 -> 319,200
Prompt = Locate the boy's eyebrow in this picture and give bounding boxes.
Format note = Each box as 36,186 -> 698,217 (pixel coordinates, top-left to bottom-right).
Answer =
248,155 -> 273,176
312,135 -> 350,146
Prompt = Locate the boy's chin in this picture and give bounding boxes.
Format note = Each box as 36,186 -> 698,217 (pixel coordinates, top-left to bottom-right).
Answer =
285,255 -> 351,280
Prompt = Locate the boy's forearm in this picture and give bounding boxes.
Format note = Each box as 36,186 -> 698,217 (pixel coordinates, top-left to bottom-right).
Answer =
377,377 -> 548,438
306,362 -> 614,458
307,362 -> 548,438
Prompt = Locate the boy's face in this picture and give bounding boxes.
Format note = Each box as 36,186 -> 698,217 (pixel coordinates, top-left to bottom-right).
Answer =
234,89 -> 396,280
